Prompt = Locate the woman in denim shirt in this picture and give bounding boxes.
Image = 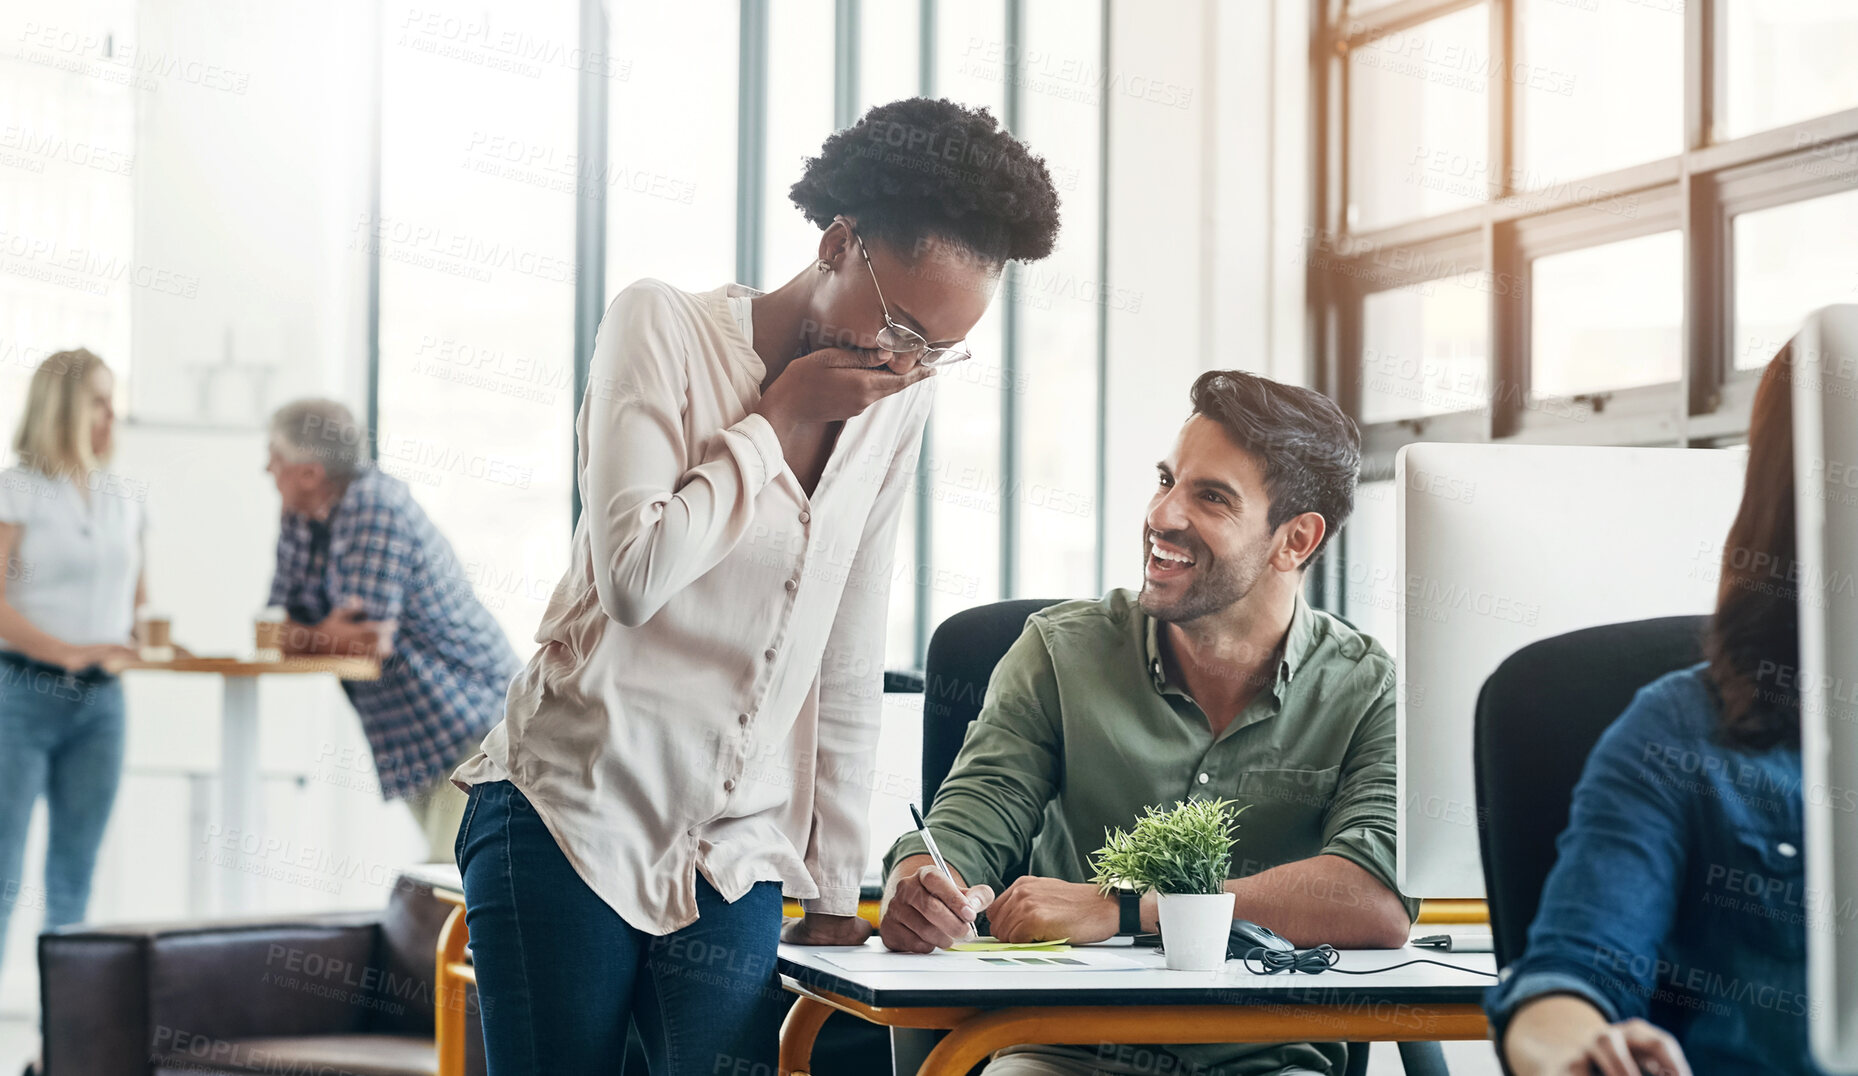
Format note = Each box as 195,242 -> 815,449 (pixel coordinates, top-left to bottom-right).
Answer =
1489,344 -> 1836,1076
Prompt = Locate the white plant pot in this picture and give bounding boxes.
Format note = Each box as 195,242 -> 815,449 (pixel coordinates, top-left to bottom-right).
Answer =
1157,891 -> 1236,971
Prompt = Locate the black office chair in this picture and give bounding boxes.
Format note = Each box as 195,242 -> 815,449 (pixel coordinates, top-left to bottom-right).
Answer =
1473,615 -> 1709,967
922,598 -> 1065,803
921,599 -> 1448,1076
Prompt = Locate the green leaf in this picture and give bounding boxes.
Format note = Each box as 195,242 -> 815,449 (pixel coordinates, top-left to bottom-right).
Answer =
1087,799 -> 1247,896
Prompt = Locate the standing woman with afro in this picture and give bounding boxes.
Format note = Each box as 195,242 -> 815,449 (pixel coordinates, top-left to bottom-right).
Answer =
453,97 -> 1062,1075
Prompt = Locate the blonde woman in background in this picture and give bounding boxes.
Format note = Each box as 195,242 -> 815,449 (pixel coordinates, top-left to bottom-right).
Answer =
0,349 -> 144,976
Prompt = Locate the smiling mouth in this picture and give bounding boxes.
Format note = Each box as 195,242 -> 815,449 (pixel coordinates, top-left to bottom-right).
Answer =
1146,535 -> 1197,579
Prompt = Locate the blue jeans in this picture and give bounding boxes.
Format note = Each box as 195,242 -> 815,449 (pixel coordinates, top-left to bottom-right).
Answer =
457,780 -> 786,1076
0,659 -> 126,971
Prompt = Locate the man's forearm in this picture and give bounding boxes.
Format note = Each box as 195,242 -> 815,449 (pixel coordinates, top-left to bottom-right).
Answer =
1222,854 -> 1411,948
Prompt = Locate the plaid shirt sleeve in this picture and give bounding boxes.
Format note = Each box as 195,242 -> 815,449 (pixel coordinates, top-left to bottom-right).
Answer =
268,514 -> 304,610
329,498 -> 415,622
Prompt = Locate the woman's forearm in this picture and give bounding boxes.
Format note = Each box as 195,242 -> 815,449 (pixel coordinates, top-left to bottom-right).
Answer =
0,599 -> 81,666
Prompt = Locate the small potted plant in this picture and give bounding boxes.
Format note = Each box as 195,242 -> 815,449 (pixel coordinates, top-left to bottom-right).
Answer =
1090,798 -> 1243,971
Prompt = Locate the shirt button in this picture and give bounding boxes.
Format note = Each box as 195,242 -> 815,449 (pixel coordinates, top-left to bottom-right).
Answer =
1197,772 -> 1210,785
739,712 -> 751,725
723,778 -> 737,792
798,511 -> 811,524
764,648 -> 777,660
785,578 -> 798,592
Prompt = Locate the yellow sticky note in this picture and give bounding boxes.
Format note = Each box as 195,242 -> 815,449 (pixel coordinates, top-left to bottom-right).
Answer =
948,937 -> 1072,952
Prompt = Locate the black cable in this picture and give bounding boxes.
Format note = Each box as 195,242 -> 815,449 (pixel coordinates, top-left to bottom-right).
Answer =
1239,945 -> 1497,978
1242,945 -> 1341,974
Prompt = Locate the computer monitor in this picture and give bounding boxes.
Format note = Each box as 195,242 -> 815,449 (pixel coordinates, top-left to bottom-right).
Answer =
1395,442 -> 1747,897
1790,305 -> 1858,1073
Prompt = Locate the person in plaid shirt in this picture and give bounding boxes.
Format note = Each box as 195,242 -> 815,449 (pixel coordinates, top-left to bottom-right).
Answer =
264,399 -> 519,862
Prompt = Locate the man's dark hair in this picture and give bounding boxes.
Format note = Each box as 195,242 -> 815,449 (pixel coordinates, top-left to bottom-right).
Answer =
789,97 -> 1062,266
1188,370 -> 1361,565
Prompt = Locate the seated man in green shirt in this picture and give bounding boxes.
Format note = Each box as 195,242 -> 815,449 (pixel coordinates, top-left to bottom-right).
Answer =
880,370 -> 1415,1076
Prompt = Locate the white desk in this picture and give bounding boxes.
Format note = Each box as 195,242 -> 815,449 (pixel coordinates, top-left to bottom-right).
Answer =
777,939 -> 1495,1076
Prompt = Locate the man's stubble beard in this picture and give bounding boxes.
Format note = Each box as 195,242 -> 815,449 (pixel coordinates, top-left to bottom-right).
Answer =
1137,540 -> 1271,625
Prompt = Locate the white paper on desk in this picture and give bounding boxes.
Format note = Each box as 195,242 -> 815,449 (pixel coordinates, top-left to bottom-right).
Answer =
817,949 -> 1144,972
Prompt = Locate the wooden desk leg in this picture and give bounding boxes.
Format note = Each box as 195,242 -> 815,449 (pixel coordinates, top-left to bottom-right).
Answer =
435,904 -> 470,1076
916,1010 -> 1056,1076
780,995 -> 835,1076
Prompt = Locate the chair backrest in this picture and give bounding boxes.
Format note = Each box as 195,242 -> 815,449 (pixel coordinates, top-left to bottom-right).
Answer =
368,872 -> 451,1034
1473,614 -> 1708,966
921,598 -> 1065,806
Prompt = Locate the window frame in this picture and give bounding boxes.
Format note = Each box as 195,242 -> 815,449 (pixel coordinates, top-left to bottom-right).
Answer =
1310,0 -> 1858,618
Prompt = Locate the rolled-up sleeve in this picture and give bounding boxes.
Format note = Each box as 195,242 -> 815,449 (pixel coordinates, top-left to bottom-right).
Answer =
883,619 -> 1064,892
266,516 -> 302,611
1320,663 -> 1420,919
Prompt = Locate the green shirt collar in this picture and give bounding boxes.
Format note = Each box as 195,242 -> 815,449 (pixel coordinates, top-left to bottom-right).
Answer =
1142,590 -> 1318,699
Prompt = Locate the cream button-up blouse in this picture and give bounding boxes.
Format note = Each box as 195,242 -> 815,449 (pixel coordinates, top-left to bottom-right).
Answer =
455,278 -> 930,934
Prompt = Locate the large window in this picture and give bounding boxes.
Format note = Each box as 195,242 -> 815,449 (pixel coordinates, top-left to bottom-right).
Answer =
1012,0 -> 1105,603
605,2 -> 738,295
592,0 -> 1108,673
0,0 -> 136,418
376,0 -> 579,649
1316,0 -> 1858,632
372,1 -> 1113,881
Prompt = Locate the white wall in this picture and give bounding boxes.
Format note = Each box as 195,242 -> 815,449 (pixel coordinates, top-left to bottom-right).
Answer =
128,0 -> 375,423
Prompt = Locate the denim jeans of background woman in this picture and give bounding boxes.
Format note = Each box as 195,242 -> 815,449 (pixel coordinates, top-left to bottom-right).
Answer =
0,656 -> 126,971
